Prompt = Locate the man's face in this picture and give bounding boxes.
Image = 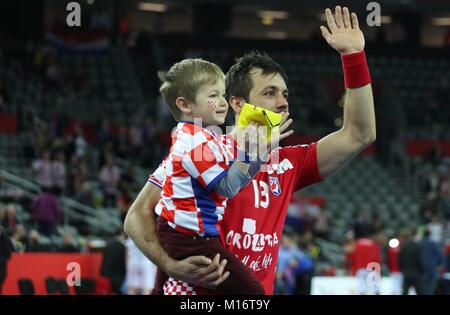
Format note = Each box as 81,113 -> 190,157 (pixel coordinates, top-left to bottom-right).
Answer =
247,68 -> 289,114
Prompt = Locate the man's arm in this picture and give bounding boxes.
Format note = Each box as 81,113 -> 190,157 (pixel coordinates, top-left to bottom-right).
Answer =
123,181 -> 229,289
317,6 -> 376,178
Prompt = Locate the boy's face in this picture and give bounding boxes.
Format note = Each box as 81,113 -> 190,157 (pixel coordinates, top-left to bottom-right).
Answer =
247,68 -> 289,113
192,79 -> 228,126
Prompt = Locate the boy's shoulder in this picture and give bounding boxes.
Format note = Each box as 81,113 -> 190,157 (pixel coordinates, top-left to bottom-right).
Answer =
172,122 -> 214,152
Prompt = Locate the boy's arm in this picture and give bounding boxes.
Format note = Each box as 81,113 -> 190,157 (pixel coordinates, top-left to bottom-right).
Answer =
124,181 -> 230,288
214,159 -> 262,198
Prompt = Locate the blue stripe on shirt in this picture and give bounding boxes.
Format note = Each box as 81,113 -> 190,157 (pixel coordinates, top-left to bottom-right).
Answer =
148,178 -> 162,189
191,177 -> 219,237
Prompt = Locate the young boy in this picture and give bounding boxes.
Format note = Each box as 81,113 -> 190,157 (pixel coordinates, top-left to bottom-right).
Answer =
155,58 -> 265,294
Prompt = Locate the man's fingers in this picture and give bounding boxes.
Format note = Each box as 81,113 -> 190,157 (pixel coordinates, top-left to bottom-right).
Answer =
186,255 -> 212,267
325,8 -> 338,33
212,271 -> 230,287
198,259 -> 227,283
320,26 -> 332,43
343,7 -> 351,28
196,254 -> 220,276
334,5 -> 344,28
279,111 -> 289,124
351,12 -> 359,29
279,130 -> 294,142
279,118 -> 293,133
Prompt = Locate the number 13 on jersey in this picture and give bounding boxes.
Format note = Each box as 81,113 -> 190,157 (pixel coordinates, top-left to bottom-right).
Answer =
252,180 -> 269,209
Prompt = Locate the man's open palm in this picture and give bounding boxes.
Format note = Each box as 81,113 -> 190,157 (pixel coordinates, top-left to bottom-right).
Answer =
320,6 -> 365,55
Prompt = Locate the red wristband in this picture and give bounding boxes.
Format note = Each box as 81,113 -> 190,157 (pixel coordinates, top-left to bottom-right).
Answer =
341,50 -> 371,88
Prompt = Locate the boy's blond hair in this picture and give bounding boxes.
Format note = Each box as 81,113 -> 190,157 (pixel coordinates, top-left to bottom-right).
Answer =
158,59 -> 225,121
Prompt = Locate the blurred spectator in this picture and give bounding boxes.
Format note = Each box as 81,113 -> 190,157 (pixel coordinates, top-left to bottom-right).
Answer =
1,204 -> 18,230
0,225 -> 13,294
399,228 -> 424,295
370,213 -> 384,235
427,214 -> 444,244
25,229 -> 51,252
421,229 -> 444,295
351,232 -> 382,295
116,127 -> 129,160
51,151 -> 66,195
125,237 -> 157,295
60,233 -> 80,253
141,117 -> 158,166
118,166 -> 135,221
32,150 -> 53,190
312,208 -> 329,239
46,56 -> 61,89
35,125 -> 52,156
31,190 -> 63,236
10,224 -> 27,252
74,127 -> 87,158
76,182 -> 95,208
276,230 -> 314,295
420,194 -> 439,223
99,155 -> 121,208
353,210 -> 372,239
387,234 -> 403,295
128,122 -> 143,161
100,229 -> 126,295
67,155 -> 87,197
97,120 -> 112,148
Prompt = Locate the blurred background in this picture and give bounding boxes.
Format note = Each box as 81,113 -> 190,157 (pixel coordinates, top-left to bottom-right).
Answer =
0,0 -> 449,295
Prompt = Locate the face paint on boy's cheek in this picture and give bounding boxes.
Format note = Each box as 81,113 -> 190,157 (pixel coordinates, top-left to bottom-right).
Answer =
207,100 -> 218,109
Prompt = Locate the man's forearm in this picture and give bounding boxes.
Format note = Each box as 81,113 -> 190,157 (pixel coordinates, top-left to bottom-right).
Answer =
123,183 -> 176,275
343,84 -> 376,145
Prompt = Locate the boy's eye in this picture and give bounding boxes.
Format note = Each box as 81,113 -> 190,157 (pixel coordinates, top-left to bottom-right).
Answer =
265,91 -> 275,97
210,94 -> 217,98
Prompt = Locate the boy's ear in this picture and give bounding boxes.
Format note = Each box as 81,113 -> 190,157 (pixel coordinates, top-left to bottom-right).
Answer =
175,97 -> 192,114
229,96 -> 245,114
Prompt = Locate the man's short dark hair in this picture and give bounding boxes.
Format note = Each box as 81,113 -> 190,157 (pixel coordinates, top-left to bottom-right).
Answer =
225,51 -> 288,102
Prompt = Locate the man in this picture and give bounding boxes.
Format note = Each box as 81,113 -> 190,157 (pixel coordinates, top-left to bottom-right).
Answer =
421,229 -> 444,295
124,6 -> 375,294
101,229 -> 127,294
398,228 -> 424,295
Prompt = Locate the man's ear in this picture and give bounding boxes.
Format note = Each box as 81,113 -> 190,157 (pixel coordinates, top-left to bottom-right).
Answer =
175,97 -> 192,114
229,96 -> 245,114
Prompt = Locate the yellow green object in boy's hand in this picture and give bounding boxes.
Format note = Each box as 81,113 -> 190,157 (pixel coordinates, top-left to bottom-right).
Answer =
237,103 -> 282,140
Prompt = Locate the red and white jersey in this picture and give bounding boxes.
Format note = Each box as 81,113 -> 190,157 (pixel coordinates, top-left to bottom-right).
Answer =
351,238 -> 382,275
155,122 -> 233,237
150,134 -> 322,294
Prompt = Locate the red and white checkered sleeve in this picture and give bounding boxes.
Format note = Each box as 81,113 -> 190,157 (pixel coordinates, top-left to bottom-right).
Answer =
148,157 -> 168,189
182,139 -> 229,190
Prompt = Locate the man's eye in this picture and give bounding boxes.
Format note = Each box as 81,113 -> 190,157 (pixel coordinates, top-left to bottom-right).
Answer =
210,94 -> 217,98
265,91 -> 275,96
